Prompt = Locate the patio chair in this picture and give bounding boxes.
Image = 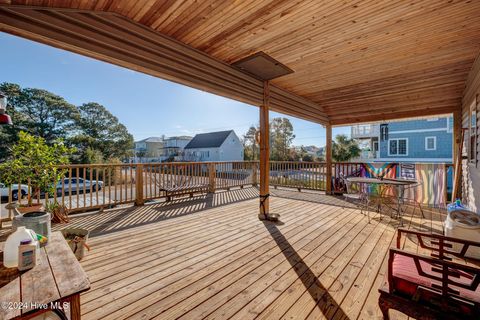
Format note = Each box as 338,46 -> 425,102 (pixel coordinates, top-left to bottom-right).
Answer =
340,173 -> 368,221
379,228 -> 480,320
379,181 -> 425,227
399,181 -> 426,218
364,183 -> 390,222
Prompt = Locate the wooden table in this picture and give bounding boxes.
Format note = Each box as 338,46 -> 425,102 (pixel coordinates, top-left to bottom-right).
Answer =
0,232 -> 90,320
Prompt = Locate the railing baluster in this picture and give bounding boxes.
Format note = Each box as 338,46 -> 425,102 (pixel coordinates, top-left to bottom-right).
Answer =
96,167 -> 100,208
102,167 -> 105,205
82,166 -> 86,206
68,167 -> 72,210
113,165 -> 117,204
8,186 -> 12,219
119,165 -> 124,204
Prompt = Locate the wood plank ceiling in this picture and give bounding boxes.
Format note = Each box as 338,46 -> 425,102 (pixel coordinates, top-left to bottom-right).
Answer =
1,0 -> 480,126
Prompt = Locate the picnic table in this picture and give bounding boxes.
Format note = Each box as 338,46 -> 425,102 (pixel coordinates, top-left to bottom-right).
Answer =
0,232 -> 90,320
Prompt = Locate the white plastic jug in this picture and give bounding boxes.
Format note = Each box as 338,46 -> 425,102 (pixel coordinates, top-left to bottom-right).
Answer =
3,226 -> 38,268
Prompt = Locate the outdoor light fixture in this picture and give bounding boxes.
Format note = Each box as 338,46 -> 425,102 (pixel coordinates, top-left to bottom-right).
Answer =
232,51 -> 294,81
0,91 -> 12,125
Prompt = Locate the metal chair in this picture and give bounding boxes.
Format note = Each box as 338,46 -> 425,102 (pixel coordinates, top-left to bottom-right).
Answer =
399,181 -> 425,218
364,183 -> 390,223
340,173 -> 369,221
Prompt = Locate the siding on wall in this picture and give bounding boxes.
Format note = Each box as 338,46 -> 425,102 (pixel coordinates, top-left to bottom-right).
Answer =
183,132 -> 243,161
389,118 -> 449,131
378,118 -> 453,161
218,131 -> 244,161
462,53 -> 480,211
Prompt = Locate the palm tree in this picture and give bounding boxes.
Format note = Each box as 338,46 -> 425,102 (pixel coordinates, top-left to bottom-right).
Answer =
332,134 -> 361,162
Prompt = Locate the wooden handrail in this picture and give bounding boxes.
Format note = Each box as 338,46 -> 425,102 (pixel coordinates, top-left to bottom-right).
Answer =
0,160 -> 454,220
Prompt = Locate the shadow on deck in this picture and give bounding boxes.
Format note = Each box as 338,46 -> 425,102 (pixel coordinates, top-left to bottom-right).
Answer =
1,187 -> 447,320
57,187 -> 407,239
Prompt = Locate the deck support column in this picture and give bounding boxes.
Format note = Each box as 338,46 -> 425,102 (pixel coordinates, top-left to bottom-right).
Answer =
258,81 -> 274,220
452,109 -> 462,200
325,124 -> 333,195
134,163 -> 145,206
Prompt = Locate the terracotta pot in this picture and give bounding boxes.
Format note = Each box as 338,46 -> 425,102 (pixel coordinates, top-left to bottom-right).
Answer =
17,203 -> 45,214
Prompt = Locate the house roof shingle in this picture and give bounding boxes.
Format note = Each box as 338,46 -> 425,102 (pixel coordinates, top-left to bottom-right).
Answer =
184,130 -> 233,149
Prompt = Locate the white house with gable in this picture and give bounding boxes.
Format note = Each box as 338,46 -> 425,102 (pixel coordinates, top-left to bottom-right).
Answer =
183,130 -> 243,161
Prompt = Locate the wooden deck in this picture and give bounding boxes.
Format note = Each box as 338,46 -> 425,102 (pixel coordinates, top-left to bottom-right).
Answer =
15,187 -> 448,319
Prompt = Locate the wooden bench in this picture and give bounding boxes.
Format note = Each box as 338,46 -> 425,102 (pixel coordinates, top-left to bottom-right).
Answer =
379,228 -> 480,320
161,183 -> 209,201
0,232 -> 90,320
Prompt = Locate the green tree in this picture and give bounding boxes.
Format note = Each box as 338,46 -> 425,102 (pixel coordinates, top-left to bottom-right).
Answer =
0,132 -> 74,205
332,134 -> 361,162
0,83 -> 79,160
242,125 -> 259,160
74,102 -> 134,161
135,150 -> 147,162
270,117 -> 295,161
295,146 -> 314,162
0,82 -> 79,142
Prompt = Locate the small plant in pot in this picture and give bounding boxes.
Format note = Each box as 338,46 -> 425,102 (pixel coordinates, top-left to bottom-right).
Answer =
45,201 -> 70,224
0,131 -> 75,213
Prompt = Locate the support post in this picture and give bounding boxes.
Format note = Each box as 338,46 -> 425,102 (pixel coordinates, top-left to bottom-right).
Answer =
453,109 -> 462,168
325,124 -> 333,195
252,162 -> 258,187
258,81 -> 272,220
452,109 -> 462,200
135,163 -> 144,206
208,162 -> 216,193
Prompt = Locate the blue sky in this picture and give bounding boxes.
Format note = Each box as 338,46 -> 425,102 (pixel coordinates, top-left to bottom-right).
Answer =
0,32 -> 349,146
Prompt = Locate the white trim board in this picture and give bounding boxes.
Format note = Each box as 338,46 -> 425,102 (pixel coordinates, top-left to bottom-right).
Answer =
389,128 -> 448,134
375,157 -> 453,162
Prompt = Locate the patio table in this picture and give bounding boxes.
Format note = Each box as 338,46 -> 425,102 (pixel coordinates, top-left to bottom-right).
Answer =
346,177 -> 418,225
0,231 -> 90,320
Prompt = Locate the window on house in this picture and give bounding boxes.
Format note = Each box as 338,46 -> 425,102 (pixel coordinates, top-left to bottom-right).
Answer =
380,124 -> 388,141
425,136 -> 436,151
389,138 -> 408,156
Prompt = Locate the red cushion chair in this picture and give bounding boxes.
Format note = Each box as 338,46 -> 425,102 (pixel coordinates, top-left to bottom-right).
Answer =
379,229 -> 480,320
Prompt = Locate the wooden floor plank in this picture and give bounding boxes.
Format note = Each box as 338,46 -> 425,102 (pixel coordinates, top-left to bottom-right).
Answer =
199,209 -> 367,320
128,205 -> 349,320
25,187 -> 444,320
231,208 -> 372,320
257,214 -> 381,320
85,201 -> 322,316
281,213 -> 392,320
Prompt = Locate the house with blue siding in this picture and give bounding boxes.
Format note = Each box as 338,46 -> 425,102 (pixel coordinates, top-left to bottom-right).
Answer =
351,116 -> 453,163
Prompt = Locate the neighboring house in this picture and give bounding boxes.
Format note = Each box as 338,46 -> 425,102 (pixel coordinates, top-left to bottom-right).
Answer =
351,116 -> 453,163
134,136 -> 192,162
351,124 -> 380,160
134,136 -> 164,162
183,130 -> 243,162
162,136 -> 192,161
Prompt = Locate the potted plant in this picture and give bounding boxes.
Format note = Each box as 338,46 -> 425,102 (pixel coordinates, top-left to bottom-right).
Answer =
0,131 -> 74,213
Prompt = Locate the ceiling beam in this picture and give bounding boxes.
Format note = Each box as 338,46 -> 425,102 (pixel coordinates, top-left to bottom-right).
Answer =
0,5 -> 329,125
